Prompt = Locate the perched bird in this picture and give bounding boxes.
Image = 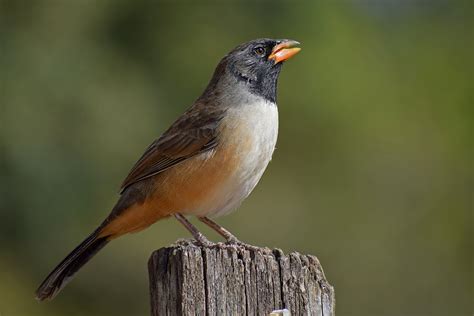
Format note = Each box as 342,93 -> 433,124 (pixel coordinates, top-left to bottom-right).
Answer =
36,38 -> 301,301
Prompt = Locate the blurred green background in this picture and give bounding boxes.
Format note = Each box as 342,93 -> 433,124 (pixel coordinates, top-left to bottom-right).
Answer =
1,1 -> 472,315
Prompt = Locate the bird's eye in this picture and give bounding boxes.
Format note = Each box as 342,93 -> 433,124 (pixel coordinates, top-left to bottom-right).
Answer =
253,46 -> 266,57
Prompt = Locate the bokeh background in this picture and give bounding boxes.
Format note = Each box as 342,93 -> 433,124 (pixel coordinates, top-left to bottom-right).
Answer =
1,1 -> 472,315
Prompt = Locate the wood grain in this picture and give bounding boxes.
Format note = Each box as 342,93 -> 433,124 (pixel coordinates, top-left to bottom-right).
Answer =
148,240 -> 335,315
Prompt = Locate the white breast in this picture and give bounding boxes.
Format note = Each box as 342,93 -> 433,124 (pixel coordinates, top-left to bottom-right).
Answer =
202,96 -> 279,218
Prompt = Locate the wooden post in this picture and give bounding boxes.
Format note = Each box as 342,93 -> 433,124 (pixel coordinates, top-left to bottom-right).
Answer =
148,239 -> 335,315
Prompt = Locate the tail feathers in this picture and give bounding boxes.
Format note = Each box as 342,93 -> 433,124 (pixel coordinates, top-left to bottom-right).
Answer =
35,231 -> 109,301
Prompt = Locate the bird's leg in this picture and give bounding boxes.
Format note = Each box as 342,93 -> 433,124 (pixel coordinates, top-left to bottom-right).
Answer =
198,217 -> 267,252
174,214 -> 214,247
198,217 -> 263,251
198,216 -> 241,243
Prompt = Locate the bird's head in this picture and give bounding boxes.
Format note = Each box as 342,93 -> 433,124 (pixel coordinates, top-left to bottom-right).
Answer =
225,38 -> 301,83
203,38 -> 301,103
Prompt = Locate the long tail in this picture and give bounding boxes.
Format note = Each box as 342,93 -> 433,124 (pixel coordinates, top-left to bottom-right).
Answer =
35,230 -> 110,301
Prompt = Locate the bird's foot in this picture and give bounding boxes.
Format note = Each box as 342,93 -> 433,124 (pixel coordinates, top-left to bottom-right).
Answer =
225,237 -> 267,253
193,233 -> 215,248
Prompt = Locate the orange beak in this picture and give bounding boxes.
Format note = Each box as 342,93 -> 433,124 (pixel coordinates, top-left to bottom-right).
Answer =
268,40 -> 301,64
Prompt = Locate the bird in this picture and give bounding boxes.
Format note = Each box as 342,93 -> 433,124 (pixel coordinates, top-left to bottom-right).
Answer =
35,38 -> 301,301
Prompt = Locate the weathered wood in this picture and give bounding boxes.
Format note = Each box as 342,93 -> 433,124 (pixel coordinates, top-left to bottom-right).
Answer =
148,239 -> 335,316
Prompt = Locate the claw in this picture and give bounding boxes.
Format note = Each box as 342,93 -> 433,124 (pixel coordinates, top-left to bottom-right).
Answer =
225,238 -> 266,252
194,233 -> 215,248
